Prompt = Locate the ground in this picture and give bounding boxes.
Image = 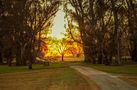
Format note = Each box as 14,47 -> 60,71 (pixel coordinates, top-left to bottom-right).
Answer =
119,76 -> 137,88
82,63 -> 137,88
0,62 -> 137,90
71,65 -> 137,90
0,67 -> 91,90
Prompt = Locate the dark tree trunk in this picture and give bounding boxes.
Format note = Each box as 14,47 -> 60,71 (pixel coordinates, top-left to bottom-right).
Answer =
61,53 -> 64,62
16,47 -> 22,66
83,45 -> 95,63
127,1 -> 137,63
0,41 -> 3,64
131,44 -> 137,62
8,58 -> 12,66
0,52 -> 3,64
28,61 -> 32,69
98,43 -> 104,64
28,53 -> 33,69
98,52 -> 103,64
81,34 -> 96,63
27,43 -> 33,69
28,51 -> 33,69
104,55 -> 111,65
6,48 -> 12,66
16,45 -> 27,66
111,0 -> 121,65
29,66 -> 32,69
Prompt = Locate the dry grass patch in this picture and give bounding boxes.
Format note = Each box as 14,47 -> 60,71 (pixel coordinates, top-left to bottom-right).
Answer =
0,68 -> 90,90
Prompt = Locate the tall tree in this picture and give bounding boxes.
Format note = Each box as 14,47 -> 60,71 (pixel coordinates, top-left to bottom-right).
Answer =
126,0 -> 137,62
68,0 -> 98,63
0,0 -> 60,68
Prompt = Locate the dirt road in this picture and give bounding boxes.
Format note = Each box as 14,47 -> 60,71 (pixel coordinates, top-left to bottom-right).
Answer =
71,66 -> 137,90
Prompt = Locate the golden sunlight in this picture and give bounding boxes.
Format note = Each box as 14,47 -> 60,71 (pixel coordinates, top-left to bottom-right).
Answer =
50,8 -> 66,39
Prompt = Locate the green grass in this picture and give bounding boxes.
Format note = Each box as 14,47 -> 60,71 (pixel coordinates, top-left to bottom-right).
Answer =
51,68 -> 87,85
86,64 -> 137,75
0,65 -> 89,90
0,63 -> 65,74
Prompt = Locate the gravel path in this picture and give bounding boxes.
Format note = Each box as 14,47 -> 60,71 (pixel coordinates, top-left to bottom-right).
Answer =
71,66 -> 137,90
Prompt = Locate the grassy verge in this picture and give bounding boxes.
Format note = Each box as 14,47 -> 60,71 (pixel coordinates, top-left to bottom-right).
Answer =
0,63 -> 65,74
85,64 -> 137,75
0,67 -> 90,90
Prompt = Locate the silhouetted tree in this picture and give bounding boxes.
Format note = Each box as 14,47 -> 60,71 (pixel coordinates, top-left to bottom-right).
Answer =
126,0 -> 137,62
0,0 -> 60,69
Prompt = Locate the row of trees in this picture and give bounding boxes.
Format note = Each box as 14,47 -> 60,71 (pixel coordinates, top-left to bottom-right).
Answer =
65,0 -> 137,65
0,0 -> 60,68
0,0 -> 136,67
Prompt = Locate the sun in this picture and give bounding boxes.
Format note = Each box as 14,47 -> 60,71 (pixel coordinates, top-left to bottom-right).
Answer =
50,7 -> 66,39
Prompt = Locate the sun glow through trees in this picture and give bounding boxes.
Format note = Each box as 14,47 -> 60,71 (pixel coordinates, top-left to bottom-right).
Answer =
40,6 -> 83,60
50,7 -> 66,39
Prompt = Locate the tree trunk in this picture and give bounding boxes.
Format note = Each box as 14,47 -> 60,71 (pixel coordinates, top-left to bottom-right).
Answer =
7,49 -> 12,66
8,58 -> 12,66
61,53 -> 64,62
111,0 -> 121,65
116,40 -> 121,64
126,0 -> 137,62
21,46 -> 27,65
131,44 -> 137,62
28,60 -> 32,69
28,52 -> 33,69
98,52 -> 103,64
16,45 -> 22,66
28,50 -> 34,69
0,52 -> 3,64
80,33 -> 96,63
27,43 -> 33,69
83,45 -> 95,63
98,41 -> 104,64
16,44 -> 27,66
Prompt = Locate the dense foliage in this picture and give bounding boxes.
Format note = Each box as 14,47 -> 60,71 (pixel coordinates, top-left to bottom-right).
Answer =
0,0 -> 60,69
65,0 -> 137,65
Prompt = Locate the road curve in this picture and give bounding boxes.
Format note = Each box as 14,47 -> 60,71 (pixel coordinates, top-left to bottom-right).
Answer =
71,66 -> 137,90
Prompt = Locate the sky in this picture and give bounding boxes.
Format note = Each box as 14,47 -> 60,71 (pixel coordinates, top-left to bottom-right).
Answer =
50,8 -> 66,39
